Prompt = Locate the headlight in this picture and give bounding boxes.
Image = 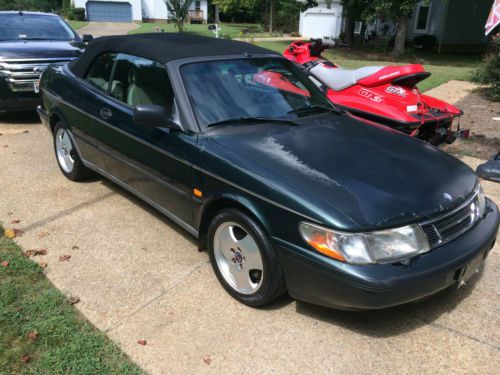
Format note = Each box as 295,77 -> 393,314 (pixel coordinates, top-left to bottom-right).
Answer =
476,184 -> 486,217
299,222 -> 430,264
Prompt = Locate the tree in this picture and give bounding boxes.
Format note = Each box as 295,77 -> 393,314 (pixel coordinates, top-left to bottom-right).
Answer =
0,0 -> 63,12
62,0 -> 70,14
165,0 -> 193,32
341,0 -> 374,45
374,0 -> 421,57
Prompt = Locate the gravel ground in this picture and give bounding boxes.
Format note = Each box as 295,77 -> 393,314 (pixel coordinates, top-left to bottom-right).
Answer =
442,91 -> 500,160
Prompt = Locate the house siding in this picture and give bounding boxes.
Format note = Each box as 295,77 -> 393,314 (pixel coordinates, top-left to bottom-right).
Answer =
406,0 -> 447,42
441,0 -> 491,45
142,0 -> 208,21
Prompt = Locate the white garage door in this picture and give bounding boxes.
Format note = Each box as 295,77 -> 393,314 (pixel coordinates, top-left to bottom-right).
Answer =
301,13 -> 339,39
86,1 -> 132,22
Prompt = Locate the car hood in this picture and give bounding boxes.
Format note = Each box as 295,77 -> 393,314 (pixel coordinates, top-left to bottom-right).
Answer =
210,114 -> 477,230
0,40 -> 82,59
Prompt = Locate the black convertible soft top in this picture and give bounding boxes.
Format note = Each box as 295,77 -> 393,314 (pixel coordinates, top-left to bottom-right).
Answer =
69,33 -> 279,78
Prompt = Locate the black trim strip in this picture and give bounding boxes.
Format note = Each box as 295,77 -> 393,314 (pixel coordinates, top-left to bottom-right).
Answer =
81,159 -> 199,238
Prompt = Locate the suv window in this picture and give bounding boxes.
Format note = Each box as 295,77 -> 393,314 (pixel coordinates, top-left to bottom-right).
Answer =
0,14 -> 76,41
86,53 -> 117,93
110,54 -> 174,113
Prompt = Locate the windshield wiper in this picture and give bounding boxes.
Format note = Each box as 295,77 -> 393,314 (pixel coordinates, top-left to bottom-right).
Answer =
207,116 -> 298,128
19,37 -> 53,41
287,104 -> 342,116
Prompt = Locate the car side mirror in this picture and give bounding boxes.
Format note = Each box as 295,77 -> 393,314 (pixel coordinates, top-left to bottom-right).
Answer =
82,34 -> 93,43
133,105 -> 181,130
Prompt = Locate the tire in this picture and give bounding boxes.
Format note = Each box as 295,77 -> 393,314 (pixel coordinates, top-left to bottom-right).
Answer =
207,208 -> 286,307
53,122 -> 92,181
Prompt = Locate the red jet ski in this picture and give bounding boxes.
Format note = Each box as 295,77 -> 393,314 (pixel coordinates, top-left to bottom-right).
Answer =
282,39 -> 466,144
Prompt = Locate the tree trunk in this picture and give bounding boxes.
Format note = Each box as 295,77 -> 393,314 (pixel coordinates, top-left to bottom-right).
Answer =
392,15 -> 407,58
344,15 -> 355,45
269,0 -> 273,34
358,22 -> 367,46
214,4 -> 220,23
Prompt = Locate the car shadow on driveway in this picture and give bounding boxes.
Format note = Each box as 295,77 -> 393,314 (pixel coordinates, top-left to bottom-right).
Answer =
99,179 -> 199,247
0,111 -> 40,125
293,269 -> 484,337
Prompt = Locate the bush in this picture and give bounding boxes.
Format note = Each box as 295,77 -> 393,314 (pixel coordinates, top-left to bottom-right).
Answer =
62,0 -> 71,13
66,8 -> 74,20
72,7 -> 86,21
413,34 -> 437,50
275,0 -> 300,33
471,34 -> 500,101
220,32 -> 232,40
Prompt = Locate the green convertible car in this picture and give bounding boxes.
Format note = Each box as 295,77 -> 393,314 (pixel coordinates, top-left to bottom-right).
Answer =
37,34 -> 499,310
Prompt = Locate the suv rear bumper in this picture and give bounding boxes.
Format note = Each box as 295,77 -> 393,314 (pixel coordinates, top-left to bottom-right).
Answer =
0,96 -> 40,113
0,80 -> 40,113
277,199 -> 499,310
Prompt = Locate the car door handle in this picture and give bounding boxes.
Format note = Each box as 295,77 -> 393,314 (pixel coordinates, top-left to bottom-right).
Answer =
99,107 -> 112,120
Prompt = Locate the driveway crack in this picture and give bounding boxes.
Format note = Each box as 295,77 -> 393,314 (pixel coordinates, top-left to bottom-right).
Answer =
104,261 -> 210,333
406,312 -> 500,351
19,191 -> 116,233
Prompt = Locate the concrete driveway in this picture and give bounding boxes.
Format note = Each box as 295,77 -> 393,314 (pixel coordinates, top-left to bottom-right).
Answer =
77,22 -> 139,37
0,111 -> 499,374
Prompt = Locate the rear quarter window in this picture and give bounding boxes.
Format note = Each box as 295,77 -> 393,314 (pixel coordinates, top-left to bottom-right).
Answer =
85,53 -> 117,93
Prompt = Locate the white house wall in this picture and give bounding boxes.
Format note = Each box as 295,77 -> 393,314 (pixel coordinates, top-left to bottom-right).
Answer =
73,0 -> 143,21
142,0 -> 208,21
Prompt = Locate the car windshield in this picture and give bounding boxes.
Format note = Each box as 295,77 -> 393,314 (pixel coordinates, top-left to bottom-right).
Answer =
180,57 -> 333,130
0,14 -> 76,41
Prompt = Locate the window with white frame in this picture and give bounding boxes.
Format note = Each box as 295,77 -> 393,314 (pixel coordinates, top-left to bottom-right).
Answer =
414,2 -> 432,33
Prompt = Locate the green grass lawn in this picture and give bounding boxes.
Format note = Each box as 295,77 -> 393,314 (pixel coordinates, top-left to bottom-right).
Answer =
256,40 -> 481,92
0,231 -> 142,374
67,20 -> 89,30
129,22 -> 263,38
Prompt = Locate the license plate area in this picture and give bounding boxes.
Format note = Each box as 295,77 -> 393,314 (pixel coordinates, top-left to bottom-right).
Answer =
455,250 -> 488,288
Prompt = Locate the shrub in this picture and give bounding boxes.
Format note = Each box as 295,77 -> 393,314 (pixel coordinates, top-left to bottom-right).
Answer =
62,0 -> 71,14
471,34 -> 500,101
220,32 -> 232,40
413,34 -> 437,50
72,7 -> 86,21
66,7 -> 74,20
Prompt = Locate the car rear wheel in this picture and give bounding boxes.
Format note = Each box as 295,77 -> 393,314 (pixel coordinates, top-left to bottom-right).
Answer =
207,208 -> 286,307
53,122 -> 92,181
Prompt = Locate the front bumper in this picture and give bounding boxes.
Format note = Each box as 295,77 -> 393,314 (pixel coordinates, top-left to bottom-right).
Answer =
276,198 -> 499,310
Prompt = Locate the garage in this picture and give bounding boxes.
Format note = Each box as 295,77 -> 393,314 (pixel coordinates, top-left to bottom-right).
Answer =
299,1 -> 343,39
86,1 -> 132,22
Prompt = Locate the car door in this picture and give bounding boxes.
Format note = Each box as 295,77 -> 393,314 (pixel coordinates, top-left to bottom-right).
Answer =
59,52 -> 118,171
89,53 -> 197,230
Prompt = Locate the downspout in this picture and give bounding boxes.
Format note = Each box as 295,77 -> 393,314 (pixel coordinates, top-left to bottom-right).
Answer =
438,0 -> 449,53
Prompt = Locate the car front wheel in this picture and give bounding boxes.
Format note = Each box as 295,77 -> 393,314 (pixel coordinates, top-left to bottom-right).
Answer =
207,208 -> 286,307
53,122 -> 91,181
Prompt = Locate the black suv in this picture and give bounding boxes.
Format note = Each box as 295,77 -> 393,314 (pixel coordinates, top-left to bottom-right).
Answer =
0,11 -> 91,113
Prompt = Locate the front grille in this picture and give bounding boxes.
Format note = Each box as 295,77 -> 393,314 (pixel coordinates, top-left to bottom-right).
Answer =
0,58 -> 74,92
421,191 -> 481,248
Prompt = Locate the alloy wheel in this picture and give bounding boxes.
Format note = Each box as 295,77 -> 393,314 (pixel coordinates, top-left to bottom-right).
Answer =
213,221 -> 264,294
